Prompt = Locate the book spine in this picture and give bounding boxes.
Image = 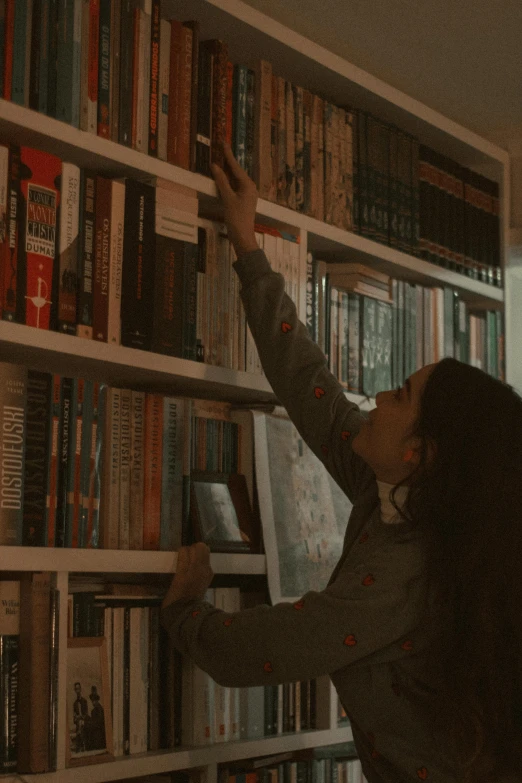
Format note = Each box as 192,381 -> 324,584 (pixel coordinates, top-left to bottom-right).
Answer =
130,7 -> 139,148
45,373 -> 60,546
143,393 -> 162,550
183,20 -> 200,171
57,162 -> 80,334
136,7 -> 151,153
29,0 -> 42,111
152,234 -> 180,356
245,68 -> 255,180
0,363 -> 27,545
3,0 -> 14,101
302,90 -> 312,215
121,179 -> 155,350
87,380 -> 104,548
87,0 -> 100,132
168,22 -> 192,169
118,0 -> 134,146
123,605 -> 130,754
54,376 -> 72,547
78,379 -> 93,547
148,0 -> 160,156
76,170 -> 95,338
157,18 -> 170,161
0,144 -> 8,319
276,76 -> 286,207
294,84 -> 304,213
269,74 -> 278,203
160,397 -> 185,551
119,388 -> 131,549
22,370 -> 52,546
66,376 -> 82,547
225,60 -> 233,149
254,59 -> 272,200
18,147 -> 62,330
18,573 -> 51,773
93,175 -> 111,342
232,64 -> 247,167
109,0 -> 121,142
45,0 -> 58,117
194,39 -> 212,177
0,581 -> 20,773
11,0 -> 28,106
129,390 -> 144,550
56,0 -> 82,126
207,39 -> 228,169
97,0 -> 110,137
107,179 -> 125,345
101,386 -> 120,549
3,144 -> 21,321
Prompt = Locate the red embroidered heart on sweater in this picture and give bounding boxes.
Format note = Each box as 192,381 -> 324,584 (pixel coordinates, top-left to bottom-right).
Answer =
391,683 -> 401,696
341,430 -> 351,440
371,750 -> 381,760
359,532 -> 369,544
191,610 -> 201,618
362,574 -> 375,586
223,618 -> 233,627
321,444 -> 329,456
367,731 -> 376,745
293,600 -> 305,610
263,661 -> 273,673
281,321 -> 292,333
401,640 -> 413,651
417,768 -> 428,781
314,386 -> 325,399
343,634 -> 357,646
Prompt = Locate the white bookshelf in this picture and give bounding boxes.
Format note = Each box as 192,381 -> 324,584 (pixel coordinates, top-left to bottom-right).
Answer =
0,0 -> 510,779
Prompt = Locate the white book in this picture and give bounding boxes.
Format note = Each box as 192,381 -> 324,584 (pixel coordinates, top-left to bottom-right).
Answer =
58,162 -> 81,333
129,391 -> 145,550
223,588 -> 241,741
100,387 -> 121,550
108,180 -> 125,345
158,19 -> 171,161
118,389 -> 131,549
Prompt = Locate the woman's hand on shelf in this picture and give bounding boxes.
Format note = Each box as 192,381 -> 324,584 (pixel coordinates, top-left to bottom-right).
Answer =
212,143 -> 259,257
162,542 -> 214,608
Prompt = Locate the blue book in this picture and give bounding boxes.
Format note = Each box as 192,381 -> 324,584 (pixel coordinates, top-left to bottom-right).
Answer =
160,397 -> 186,551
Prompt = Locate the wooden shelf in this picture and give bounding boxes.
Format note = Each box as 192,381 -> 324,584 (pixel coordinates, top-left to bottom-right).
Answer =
12,727 -> 353,783
3,548 -> 267,574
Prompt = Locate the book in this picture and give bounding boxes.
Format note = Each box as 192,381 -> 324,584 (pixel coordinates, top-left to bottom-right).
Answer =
97,0 -> 110,137
79,0 -> 99,134
0,580 -> 20,773
17,572 -> 52,773
93,174 -> 111,342
76,169 -> 96,339
109,0 -> 121,142
22,370 -> 52,546
100,386 -> 121,549
57,161 -> 81,334
18,146 -> 61,329
107,179 -> 125,345
143,393 -> 162,550
0,362 -> 27,545
254,59 -> 272,200
160,396 -> 185,551
168,21 -> 192,170
56,0 -> 82,127
119,388 -> 131,549
129,390 -> 145,550
204,39 -> 228,169
148,0 -> 160,156
2,144 -> 20,323
157,18 -> 170,161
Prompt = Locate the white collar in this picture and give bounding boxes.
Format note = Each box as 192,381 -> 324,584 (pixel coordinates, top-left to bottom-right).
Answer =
376,480 -> 409,524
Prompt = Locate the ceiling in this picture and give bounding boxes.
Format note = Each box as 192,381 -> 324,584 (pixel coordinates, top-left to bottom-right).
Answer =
241,0 -> 522,147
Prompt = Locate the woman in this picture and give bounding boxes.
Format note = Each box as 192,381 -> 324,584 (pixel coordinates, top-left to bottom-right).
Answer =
161,145 -> 522,782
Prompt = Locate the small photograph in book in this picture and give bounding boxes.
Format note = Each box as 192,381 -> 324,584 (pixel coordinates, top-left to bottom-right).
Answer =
66,638 -> 113,766
254,410 -> 353,604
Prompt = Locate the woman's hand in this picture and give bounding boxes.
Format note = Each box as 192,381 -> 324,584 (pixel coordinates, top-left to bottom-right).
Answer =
162,543 -> 214,609
211,143 -> 259,257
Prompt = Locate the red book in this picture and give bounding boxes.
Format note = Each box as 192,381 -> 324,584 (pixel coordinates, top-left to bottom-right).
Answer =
19,147 -> 61,329
225,60 -> 233,147
93,176 -> 111,342
143,393 -> 163,550
148,0 -> 161,155
167,21 -> 192,169
2,144 -> 20,322
3,0 -> 14,100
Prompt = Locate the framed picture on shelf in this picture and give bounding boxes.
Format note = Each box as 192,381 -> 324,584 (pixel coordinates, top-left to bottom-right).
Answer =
66,638 -> 113,767
190,471 -> 256,553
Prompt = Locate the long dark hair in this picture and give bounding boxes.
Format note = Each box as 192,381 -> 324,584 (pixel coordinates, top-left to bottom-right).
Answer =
392,358 -> 522,781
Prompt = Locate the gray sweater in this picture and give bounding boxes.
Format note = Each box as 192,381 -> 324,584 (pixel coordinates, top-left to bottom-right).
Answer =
161,250 -> 514,783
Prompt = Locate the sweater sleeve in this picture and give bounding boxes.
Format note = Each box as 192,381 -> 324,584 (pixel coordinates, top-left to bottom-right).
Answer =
234,248 -> 374,503
161,535 -> 427,687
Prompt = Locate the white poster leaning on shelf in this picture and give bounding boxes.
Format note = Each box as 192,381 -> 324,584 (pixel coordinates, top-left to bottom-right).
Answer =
254,408 -> 353,604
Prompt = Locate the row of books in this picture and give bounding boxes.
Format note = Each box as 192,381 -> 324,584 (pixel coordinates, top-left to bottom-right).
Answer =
0,362 -> 257,550
218,746 -> 367,783
307,258 -> 505,398
70,585 -> 319,756
0,4 -> 502,286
